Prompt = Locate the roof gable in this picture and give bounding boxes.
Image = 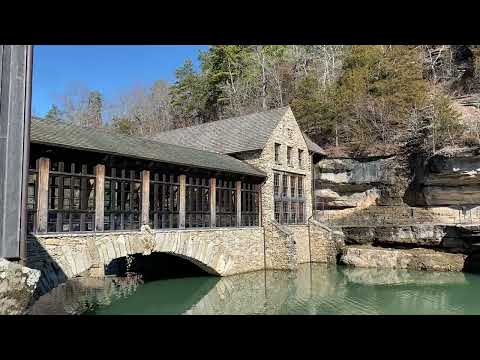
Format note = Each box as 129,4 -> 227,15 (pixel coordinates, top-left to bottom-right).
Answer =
152,107 -> 290,154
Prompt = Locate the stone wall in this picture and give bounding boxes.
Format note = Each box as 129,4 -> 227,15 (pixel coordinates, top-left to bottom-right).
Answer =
264,220 -> 297,270
309,220 -> 345,264
27,226 -> 265,295
290,225 -> 310,263
0,258 -> 41,315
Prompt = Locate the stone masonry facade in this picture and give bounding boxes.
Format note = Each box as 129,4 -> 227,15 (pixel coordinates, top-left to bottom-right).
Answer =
238,107 -> 316,268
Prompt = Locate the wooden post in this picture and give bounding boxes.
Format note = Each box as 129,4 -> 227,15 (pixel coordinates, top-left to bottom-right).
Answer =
35,157 -> 50,234
95,164 -> 105,231
179,175 -> 186,229
210,177 -> 216,227
236,180 -> 242,227
141,170 -> 150,226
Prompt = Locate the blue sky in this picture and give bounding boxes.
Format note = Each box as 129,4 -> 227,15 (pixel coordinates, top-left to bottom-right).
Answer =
32,45 -> 209,117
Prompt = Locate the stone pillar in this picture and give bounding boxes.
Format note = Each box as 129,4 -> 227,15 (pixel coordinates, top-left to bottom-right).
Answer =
141,170 -> 150,226
95,164 -> 105,231
35,157 -> 50,234
210,177 -> 216,227
179,175 -> 186,229
236,180 -> 242,227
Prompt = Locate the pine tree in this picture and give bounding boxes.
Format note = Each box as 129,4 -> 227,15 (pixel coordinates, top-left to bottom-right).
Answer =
45,104 -> 62,121
85,91 -> 103,128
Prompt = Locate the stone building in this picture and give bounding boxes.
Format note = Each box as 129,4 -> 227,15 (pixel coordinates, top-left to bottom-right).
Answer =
25,106 -> 337,295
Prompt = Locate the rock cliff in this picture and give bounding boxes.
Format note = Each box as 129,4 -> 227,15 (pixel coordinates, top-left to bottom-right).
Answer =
313,147 -> 480,272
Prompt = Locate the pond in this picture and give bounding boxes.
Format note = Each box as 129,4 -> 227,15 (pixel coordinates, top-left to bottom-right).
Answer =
27,264 -> 480,315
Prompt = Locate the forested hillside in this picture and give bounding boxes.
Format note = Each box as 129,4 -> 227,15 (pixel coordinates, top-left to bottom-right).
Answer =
43,45 -> 480,157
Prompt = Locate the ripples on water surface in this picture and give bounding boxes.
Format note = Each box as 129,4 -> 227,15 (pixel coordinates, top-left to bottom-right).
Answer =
28,264 -> 480,315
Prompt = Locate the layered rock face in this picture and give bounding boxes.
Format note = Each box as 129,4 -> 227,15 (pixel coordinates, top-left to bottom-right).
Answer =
313,148 -> 480,272
0,258 -> 41,315
417,149 -> 480,206
315,156 -> 408,211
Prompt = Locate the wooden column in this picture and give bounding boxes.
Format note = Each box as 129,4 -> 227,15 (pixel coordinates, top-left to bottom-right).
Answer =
236,180 -> 242,227
179,175 -> 186,229
95,164 -> 105,231
35,157 -> 50,234
210,177 -> 216,227
141,170 -> 150,226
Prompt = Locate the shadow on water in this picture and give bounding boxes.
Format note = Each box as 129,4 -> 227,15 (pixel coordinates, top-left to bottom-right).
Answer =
28,261 -> 480,315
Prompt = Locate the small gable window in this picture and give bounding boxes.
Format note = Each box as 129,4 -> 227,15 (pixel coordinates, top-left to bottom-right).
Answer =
287,146 -> 293,166
298,149 -> 304,169
275,143 -> 281,164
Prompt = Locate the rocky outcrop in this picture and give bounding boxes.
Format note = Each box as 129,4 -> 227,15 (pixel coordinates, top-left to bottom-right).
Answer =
0,258 -> 41,315
340,245 -> 466,272
418,149 -> 480,206
315,156 -> 409,210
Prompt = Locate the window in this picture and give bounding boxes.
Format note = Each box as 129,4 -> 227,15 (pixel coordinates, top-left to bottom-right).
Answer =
282,174 -> 288,197
186,176 -> 210,228
274,173 -> 280,196
287,146 -> 293,166
149,173 -> 180,229
298,177 -> 303,198
290,202 -> 297,224
282,201 -> 289,222
298,149 -> 304,169
298,202 -> 305,223
216,178 -> 236,227
273,171 -> 306,225
104,167 -> 141,231
241,182 -> 260,226
274,143 -> 281,164
274,201 -> 281,222
48,161 -> 96,233
290,175 -> 296,198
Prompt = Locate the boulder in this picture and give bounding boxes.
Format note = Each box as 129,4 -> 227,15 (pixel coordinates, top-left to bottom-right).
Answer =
340,245 -> 466,272
0,258 -> 41,315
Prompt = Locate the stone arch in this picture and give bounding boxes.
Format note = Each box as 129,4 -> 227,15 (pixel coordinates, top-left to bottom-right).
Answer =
95,228 -> 234,276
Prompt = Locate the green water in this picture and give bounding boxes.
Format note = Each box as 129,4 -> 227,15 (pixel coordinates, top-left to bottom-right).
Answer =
29,264 -> 480,315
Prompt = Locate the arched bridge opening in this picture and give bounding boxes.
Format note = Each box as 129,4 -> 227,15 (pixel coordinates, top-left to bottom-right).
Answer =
105,252 -> 220,281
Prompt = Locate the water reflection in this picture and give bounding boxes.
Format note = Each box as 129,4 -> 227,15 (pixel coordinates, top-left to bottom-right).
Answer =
28,264 -> 480,315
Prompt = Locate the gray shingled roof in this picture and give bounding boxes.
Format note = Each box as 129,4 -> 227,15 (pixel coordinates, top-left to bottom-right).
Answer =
30,119 -> 265,178
152,107 -> 289,154
152,106 -> 325,155
303,133 -> 326,155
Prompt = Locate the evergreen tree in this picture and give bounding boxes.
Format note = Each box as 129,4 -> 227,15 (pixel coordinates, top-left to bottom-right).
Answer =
45,104 -> 62,121
85,91 -> 103,128
170,59 -> 207,127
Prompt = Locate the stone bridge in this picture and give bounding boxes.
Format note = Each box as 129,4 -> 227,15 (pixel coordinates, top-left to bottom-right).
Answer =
27,226 -> 266,295
26,221 -> 340,296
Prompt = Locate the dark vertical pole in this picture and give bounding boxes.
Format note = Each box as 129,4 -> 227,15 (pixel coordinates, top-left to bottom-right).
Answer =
0,45 -> 33,261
